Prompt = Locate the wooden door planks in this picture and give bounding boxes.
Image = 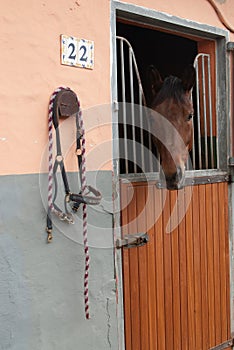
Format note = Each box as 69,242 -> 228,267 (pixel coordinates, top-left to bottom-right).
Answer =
120,181 -> 230,350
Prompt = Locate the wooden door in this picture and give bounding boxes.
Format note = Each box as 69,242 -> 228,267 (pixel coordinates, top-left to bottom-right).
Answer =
120,180 -> 230,350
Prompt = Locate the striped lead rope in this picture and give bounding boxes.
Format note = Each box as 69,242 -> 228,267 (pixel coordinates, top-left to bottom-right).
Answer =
47,87 -> 90,319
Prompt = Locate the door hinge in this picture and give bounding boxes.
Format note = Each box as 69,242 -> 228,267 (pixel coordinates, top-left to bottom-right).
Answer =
227,42 -> 234,51
209,338 -> 234,350
116,232 -> 149,249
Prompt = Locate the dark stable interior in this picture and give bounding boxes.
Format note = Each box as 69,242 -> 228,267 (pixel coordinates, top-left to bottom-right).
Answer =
116,21 -> 198,99
116,21 -> 200,174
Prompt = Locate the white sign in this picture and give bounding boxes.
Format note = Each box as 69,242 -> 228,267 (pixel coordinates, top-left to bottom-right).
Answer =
61,34 -> 94,69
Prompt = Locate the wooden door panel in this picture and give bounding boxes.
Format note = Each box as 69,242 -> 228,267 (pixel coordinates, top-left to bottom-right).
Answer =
120,181 -> 230,350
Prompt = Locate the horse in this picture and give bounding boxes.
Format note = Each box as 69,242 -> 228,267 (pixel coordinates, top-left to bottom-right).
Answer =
147,65 -> 196,190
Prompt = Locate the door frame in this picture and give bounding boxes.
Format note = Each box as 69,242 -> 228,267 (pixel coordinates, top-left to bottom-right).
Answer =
110,1 -> 230,348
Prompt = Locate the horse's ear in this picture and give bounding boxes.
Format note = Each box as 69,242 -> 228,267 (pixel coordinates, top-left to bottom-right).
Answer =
146,65 -> 163,104
181,65 -> 196,91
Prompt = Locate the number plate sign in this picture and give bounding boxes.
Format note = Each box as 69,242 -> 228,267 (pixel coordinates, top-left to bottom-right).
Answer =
61,34 -> 94,69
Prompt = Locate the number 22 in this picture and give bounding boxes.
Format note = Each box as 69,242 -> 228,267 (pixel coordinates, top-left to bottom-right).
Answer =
68,43 -> 88,63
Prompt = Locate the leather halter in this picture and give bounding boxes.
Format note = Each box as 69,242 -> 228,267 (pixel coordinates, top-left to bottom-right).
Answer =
46,88 -> 101,240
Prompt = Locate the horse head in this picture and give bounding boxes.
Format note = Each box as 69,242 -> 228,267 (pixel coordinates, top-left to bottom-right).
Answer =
147,65 -> 196,190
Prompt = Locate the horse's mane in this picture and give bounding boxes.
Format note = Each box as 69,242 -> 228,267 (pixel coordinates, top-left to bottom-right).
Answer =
152,76 -> 186,108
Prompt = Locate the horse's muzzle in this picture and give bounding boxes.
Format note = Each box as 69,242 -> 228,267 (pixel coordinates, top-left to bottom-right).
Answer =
160,166 -> 185,190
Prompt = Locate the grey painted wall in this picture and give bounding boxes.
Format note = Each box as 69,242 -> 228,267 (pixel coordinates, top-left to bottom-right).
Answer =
0,171 -> 118,350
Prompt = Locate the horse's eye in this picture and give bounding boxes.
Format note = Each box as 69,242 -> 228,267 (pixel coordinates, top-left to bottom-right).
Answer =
187,114 -> 193,121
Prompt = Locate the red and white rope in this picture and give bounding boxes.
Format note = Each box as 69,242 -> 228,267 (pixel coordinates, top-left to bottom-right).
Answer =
48,88 -> 90,319
78,108 -> 90,320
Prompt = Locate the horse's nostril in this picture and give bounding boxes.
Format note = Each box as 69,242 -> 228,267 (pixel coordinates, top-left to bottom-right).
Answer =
169,168 -> 182,182
176,166 -> 183,180
158,165 -> 185,190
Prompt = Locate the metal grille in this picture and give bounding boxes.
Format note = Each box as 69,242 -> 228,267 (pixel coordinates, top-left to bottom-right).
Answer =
117,36 -> 159,174
193,53 -> 219,170
117,37 -> 218,175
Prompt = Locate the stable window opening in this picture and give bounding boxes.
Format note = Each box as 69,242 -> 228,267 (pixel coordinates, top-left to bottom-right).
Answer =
116,20 -> 219,176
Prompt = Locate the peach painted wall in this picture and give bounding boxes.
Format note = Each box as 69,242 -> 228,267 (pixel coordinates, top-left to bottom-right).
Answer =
0,0 -> 111,175
1,0 -> 234,175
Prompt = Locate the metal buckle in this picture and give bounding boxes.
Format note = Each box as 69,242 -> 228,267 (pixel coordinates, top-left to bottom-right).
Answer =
116,232 -> 149,249
69,186 -> 102,206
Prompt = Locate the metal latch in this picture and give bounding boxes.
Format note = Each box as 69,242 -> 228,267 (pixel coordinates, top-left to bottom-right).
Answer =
116,232 -> 149,249
227,42 -> 234,51
209,338 -> 234,350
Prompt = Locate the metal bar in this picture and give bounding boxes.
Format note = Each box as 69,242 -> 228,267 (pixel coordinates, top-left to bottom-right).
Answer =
192,117 -> 196,169
194,53 -> 216,170
216,122 -> 219,168
216,90 -> 220,169
132,51 -> 149,172
117,36 -> 153,174
190,89 -> 196,170
148,117 -> 154,172
119,169 -> 229,185
194,56 -> 202,169
139,87 -> 145,172
216,122 -> 220,169
131,51 -> 147,106
202,55 -> 208,168
129,47 -> 137,173
190,92 -> 195,169
207,55 -> 214,168
156,174 -> 229,188
120,39 -> 128,174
